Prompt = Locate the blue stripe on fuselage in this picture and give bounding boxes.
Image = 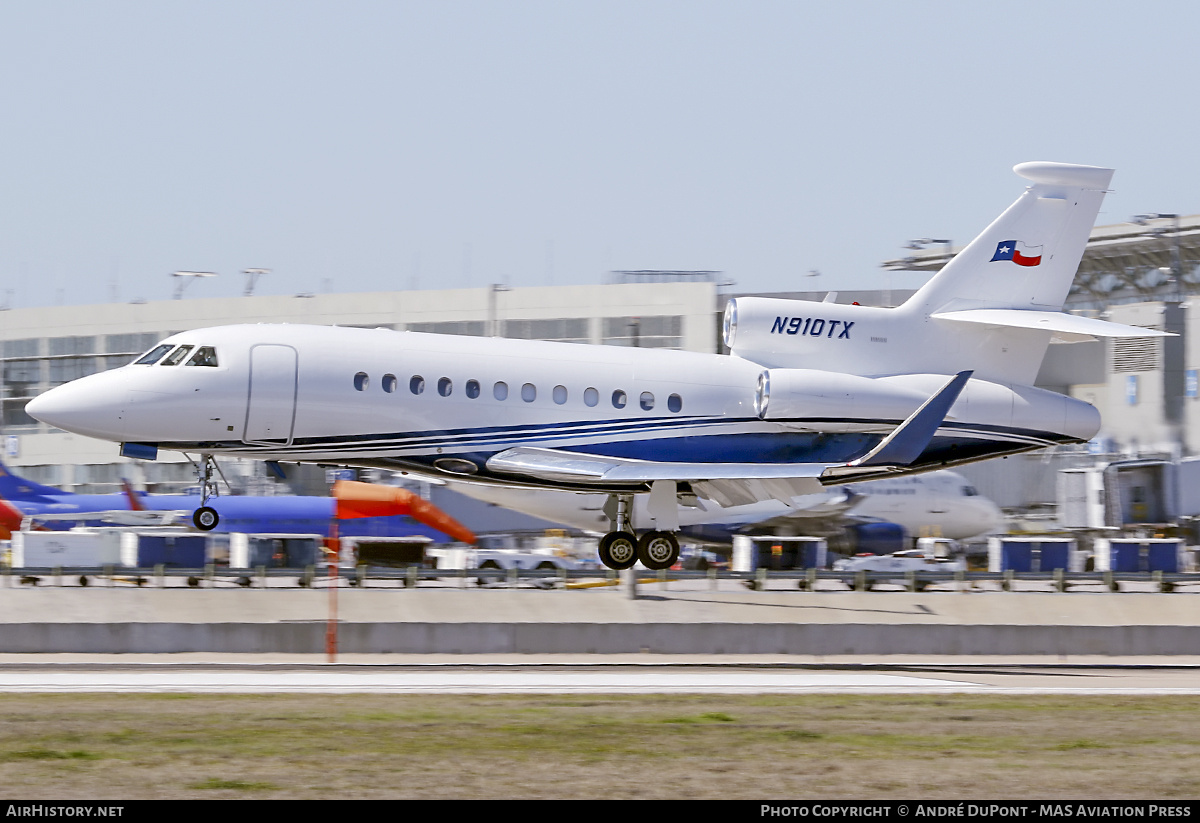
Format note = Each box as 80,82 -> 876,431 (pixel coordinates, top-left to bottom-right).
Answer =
562,431 -> 880,464
173,417 -> 1075,468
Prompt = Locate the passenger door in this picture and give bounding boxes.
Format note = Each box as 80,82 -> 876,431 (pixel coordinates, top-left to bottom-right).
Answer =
244,344 -> 298,444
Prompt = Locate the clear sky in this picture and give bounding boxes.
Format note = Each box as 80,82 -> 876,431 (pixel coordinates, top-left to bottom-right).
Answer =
2,0 -> 1198,308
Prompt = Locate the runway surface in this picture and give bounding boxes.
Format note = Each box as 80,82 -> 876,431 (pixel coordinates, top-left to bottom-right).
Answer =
0,659 -> 1197,694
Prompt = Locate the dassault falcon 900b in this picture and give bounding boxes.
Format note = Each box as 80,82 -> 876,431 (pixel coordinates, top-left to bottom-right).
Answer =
27,162 -> 1166,571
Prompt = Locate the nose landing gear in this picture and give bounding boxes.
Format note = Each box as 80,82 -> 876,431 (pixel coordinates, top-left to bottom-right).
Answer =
193,505 -> 219,531
189,453 -> 226,531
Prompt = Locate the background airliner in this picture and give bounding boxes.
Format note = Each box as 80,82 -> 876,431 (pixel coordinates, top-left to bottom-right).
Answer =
449,469 -> 1002,551
27,162 -> 1165,571
0,461 -> 468,542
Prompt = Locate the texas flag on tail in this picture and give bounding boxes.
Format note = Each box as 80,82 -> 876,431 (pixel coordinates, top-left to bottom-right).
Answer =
990,240 -> 1043,267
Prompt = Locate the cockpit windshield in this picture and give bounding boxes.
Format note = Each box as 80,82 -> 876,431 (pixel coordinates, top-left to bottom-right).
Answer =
134,343 -> 218,367
160,345 -> 194,366
133,344 -> 174,365
185,346 -> 218,367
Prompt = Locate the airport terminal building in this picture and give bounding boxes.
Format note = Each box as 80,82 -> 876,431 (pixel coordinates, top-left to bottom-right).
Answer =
4,215 -> 1200,512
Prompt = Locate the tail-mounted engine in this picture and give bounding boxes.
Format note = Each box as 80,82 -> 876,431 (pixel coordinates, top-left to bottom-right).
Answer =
752,366 -> 1100,442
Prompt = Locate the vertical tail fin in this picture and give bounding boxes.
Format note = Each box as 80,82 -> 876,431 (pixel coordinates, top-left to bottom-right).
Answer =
120,478 -> 146,511
0,460 -> 72,502
904,162 -> 1113,316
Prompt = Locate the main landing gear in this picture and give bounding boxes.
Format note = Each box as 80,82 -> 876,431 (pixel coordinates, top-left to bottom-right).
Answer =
596,492 -> 681,572
190,453 -> 225,531
597,530 -> 680,571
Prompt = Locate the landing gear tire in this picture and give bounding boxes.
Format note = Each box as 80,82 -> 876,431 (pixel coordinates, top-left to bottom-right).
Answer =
598,531 -> 638,571
637,531 -> 679,571
193,506 -> 219,531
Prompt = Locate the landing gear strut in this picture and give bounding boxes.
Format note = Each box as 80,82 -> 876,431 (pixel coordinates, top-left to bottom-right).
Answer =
597,494 -> 636,570
190,453 -> 225,531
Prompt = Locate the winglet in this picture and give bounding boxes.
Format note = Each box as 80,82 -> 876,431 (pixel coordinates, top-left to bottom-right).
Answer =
848,370 -> 972,467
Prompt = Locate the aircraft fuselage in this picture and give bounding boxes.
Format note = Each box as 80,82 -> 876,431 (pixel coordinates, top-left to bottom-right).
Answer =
27,322 -> 1097,496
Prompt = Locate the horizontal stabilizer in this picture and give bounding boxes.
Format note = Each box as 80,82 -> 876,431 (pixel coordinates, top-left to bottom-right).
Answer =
932,309 -> 1174,343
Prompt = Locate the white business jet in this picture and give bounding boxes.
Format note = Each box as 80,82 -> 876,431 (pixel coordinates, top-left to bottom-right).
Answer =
26,162 -> 1165,571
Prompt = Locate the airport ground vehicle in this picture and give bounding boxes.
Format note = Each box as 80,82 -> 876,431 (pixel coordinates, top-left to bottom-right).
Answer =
470,549 -> 580,583
832,549 -> 965,590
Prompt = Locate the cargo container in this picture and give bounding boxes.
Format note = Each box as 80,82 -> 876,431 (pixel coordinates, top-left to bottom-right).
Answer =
229,533 -> 324,569
119,533 -> 208,568
1093,538 -> 1183,573
11,530 -> 122,568
343,536 -> 431,568
732,535 -> 827,572
987,537 -> 1079,572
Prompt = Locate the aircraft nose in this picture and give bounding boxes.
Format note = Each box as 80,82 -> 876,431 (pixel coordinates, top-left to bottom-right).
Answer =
26,373 -> 130,441
977,499 -> 1004,534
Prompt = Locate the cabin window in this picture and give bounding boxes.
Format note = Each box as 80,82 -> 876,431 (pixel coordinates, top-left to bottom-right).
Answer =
134,344 -> 173,365
639,391 -> 655,411
521,383 -> 537,402
584,387 -> 599,407
382,374 -> 397,393
185,346 -> 218,367
160,345 -> 193,366
466,379 -> 481,399
410,375 -> 425,395
612,390 -> 627,409
553,385 -> 568,405
353,372 -> 369,391
668,393 -> 683,413
493,381 -> 508,401
438,377 -> 453,397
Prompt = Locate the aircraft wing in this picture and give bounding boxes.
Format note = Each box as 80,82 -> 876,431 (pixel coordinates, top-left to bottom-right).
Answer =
22,510 -> 190,527
728,488 -> 867,533
485,447 -> 830,485
485,448 -> 830,504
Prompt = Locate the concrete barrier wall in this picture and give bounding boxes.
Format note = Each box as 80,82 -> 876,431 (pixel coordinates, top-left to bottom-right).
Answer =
6,622 -> 1200,655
